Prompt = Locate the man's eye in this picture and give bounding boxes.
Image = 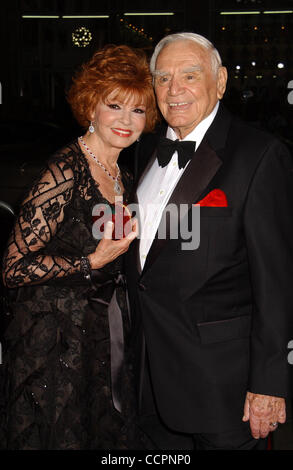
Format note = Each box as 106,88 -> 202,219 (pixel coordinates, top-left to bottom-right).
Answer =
186,74 -> 195,80
157,76 -> 170,85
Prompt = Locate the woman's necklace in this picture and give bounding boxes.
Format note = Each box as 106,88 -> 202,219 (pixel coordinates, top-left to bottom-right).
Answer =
78,135 -> 122,195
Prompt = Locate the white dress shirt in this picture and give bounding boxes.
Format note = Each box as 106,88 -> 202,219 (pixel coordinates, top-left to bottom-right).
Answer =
137,102 -> 219,269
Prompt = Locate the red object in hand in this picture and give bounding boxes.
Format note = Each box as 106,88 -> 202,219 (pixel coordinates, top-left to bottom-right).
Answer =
196,189 -> 228,207
92,203 -> 132,239
111,203 -> 132,239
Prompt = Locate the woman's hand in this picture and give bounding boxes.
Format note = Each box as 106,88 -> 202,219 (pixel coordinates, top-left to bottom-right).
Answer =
88,219 -> 138,269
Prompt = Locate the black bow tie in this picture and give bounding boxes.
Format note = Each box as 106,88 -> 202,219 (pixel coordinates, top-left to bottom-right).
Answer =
157,137 -> 196,169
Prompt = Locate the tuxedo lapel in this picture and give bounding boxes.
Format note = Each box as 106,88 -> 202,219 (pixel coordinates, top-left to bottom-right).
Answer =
142,141 -> 222,273
135,104 -> 232,275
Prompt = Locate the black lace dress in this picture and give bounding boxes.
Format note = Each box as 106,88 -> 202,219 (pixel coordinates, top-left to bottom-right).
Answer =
0,141 -> 142,450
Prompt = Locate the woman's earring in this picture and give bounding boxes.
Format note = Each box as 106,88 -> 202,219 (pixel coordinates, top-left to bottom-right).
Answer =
89,121 -> 95,133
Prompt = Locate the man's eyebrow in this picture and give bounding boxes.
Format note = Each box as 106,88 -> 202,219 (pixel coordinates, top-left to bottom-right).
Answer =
182,65 -> 203,73
152,70 -> 170,77
152,65 -> 203,76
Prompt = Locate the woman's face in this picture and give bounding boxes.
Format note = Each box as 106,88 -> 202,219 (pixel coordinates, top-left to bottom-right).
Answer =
90,90 -> 146,151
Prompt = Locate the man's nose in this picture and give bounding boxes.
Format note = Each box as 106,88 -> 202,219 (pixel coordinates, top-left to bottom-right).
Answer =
168,76 -> 183,96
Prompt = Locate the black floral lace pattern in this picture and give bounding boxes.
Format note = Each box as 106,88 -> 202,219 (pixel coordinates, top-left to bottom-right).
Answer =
0,141 -> 144,450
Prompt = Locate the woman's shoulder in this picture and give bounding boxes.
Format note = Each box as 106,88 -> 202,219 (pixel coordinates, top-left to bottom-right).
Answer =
42,139 -> 87,181
49,139 -> 82,166
18,140 -> 82,199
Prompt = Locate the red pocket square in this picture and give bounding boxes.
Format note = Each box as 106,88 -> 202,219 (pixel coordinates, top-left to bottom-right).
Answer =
196,189 -> 228,207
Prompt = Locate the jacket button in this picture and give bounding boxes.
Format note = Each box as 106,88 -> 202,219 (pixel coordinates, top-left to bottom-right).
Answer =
138,282 -> 146,291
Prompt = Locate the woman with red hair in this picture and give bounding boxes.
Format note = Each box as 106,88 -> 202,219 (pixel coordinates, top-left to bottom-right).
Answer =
1,45 -> 158,449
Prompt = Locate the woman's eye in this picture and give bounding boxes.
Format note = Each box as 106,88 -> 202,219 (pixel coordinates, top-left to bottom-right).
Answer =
108,104 -> 120,110
133,108 -> 145,114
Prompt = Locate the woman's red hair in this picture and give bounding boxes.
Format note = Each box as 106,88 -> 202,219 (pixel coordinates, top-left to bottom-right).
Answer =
67,44 -> 159,133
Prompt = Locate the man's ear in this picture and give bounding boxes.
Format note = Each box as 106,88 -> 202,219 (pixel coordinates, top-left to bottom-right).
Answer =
216,66 -> 228,100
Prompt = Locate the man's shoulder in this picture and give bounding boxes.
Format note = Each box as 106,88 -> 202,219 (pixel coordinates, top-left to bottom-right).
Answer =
219,105 -> 289,156
221,104 -> 277,143
209,104 -> 293,177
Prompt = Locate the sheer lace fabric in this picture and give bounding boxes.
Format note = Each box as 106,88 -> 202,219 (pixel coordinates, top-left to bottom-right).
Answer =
0,141 -> 143,449
3,146 -> 86,287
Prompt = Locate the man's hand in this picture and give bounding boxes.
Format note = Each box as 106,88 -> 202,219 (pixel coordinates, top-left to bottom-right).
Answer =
243,392 -> 286,439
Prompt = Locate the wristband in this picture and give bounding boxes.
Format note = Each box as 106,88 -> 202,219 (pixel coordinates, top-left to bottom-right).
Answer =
80,256 -> 91,281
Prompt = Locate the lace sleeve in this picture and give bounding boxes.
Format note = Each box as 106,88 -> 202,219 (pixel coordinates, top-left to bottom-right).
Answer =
2,155 -> 83,288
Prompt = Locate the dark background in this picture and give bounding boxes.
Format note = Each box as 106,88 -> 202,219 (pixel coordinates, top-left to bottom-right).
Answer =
0,0 -> 293,449
1,0 -> 293,207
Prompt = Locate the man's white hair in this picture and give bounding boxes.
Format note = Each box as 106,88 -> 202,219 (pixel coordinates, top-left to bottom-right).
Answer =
150,32 -> 223,76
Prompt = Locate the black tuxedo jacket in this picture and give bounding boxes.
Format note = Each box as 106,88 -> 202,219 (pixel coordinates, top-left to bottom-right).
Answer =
126,104 -> 293,433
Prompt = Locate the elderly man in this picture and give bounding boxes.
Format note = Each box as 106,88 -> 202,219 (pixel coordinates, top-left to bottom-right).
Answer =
126,32 -> 293,450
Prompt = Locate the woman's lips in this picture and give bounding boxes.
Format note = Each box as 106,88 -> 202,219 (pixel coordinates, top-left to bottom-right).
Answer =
111,128 -> 133,137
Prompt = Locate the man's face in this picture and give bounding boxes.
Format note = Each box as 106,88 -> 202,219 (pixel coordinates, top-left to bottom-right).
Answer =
153,40 -> 227,139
